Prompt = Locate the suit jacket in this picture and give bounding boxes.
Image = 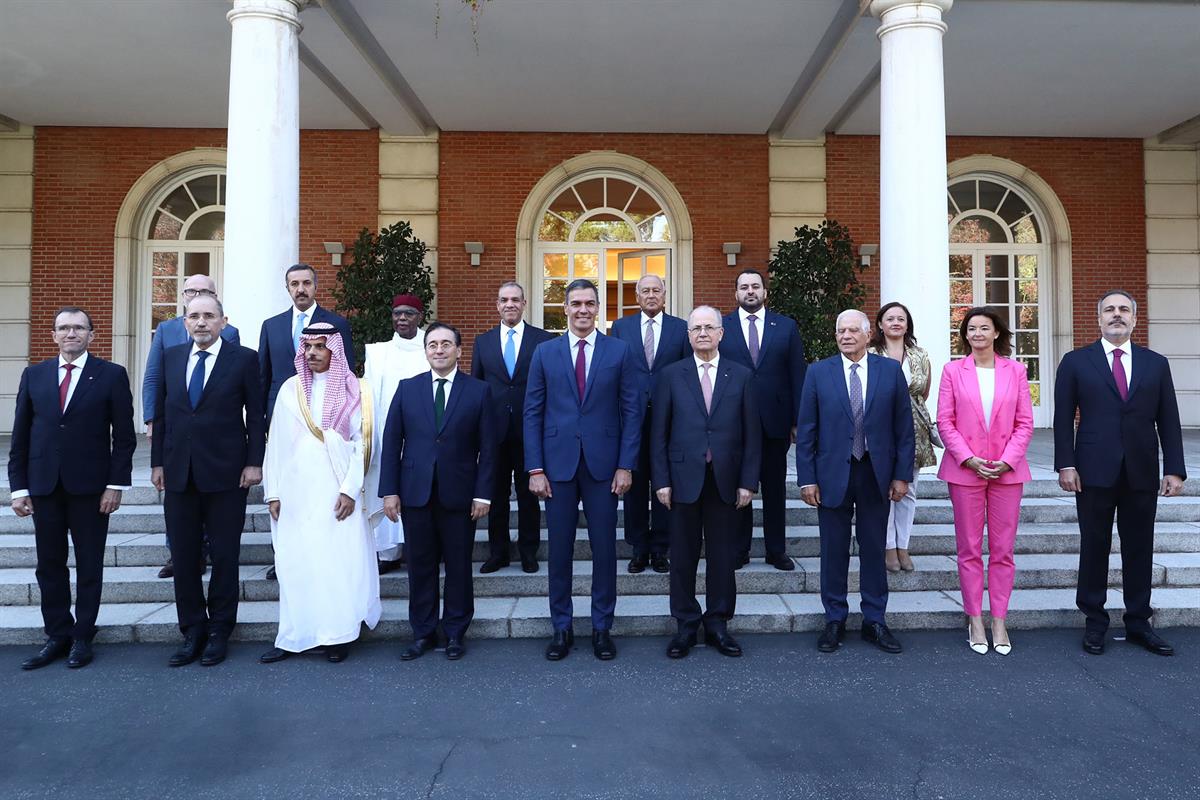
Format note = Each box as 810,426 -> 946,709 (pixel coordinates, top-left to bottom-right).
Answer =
937,355 -> 1034,485
378,371 -> 497,510
718,308 -> 807,440
795,353 -> 915,507
650,358 -> 760,505
151,342 -> 267,493
142,316 -> 240,422
609,311 -> 692,408
1053,339 -> 1186,490
470,322 -> 556,442
258,305 -> 354,419
8,355 -> 136,496
523,332 -> 642,483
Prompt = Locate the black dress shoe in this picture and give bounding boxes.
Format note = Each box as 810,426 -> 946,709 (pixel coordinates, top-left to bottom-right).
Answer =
326,644 -> 350,663
650,553 -> 670,574
168,633 -> 207,667
67,640 -> 94,669
480,556 -> 510,574
766,553 -> 795,571
1082,630 -> 1106,655
520,554 -> 539,573
862,622 -> 903,653
592,630 -> 617,660
445,638 -> 465,660
667,631 -> 697,659
706,629 -> 743,657
545,629 -> 574,661
401,635 -> 438,661
265,565 -> 277,581
157,559 -> 174,579
817,621 -> 845,653
200,636 -> 228,666
1126,628 -> 1174,656
259,647 -> 291,663
378,557 -> 404,576
21,637 -> 71,670
627,554 -> 648,574
736,553 -> 750,569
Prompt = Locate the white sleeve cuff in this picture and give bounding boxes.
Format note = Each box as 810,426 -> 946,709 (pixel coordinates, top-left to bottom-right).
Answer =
10,489 -> 29,500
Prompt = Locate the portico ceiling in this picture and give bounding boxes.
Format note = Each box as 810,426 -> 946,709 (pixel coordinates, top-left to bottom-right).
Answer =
0,0 -> 1196,140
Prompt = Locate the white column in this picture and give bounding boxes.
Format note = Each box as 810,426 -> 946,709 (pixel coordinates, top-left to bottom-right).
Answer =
223,0 -> 304,347
871,0 -> 953,410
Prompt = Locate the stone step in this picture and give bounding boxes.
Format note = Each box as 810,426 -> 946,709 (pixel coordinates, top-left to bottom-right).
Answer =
1,587 -> 1197,646
2,552 -> 1197,606
0,523 -> 1196,569
5,495 -> 1200,534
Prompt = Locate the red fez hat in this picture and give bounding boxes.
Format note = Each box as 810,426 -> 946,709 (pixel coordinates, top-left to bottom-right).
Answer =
392,294 -> 424,313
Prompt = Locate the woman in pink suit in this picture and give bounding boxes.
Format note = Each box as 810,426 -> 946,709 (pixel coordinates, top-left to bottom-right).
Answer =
937,307 -> 1034,655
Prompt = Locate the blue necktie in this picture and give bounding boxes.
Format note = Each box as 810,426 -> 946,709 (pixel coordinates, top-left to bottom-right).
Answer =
503,328 -> 517,378
189,351 -> 209,410
293,311 -> 307,353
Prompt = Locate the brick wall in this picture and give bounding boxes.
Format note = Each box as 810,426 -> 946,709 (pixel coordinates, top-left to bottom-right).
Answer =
29,127 -> 378,361
437,132 -> 769,361
825,134 -> 1147,347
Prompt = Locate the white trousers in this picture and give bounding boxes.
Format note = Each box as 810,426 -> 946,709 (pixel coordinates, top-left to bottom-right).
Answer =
885,474 -> 918,550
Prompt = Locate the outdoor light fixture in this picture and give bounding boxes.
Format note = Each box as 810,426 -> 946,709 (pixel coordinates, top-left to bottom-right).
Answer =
323,241 -> 345,266
464,241 -> 485,267
723,242 -> 742,267
859,243 -> 878,267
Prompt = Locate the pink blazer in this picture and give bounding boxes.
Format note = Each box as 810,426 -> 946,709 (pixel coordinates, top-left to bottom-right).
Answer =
936,355 -> 1034,485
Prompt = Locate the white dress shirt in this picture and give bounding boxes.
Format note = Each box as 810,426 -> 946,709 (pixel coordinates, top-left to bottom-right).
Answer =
695,353 -> 720,383
842,353 -> 869,451
641,311 -> 663,359
738,306 -> 766,350
500,319 -> 525,360
185,335 -> 223,392
567,328 -> 598,379
292,303 -> 318,332
431,368 -> 489,505
976,366 -> 996,430
1101,337 -> 1133,384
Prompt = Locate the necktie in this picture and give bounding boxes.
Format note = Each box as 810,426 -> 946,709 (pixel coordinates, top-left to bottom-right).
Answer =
748,314 -> 760,366
701,363 -> 714,463
575,339 -> 587,402
643,318 -> 656,370
434,378 -> 447,429
293,311 -> 307,353
189,351 -> 209,410
59,363 -> 75,412
849,363 -> 865,460
503,327 -> 517,378
1112,348 -> 1128,401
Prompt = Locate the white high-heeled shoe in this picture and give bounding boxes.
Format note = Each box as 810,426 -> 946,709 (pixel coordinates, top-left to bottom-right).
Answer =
993,640 -> 1012,656
967,626 -> 989,655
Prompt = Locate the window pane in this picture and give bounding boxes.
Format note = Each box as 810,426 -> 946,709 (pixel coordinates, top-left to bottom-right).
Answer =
184,252 -> 210,276
640,215 -> 671,242
607,178 -> 636,211
152,278 -> 176,304
985,255 -> 1011,279
152,304 -> 177,327
573,253 -> 599,277
951,215 -> 1007,244
625,187 -> 662,217
1022,357 -> 1040,382
978,180 -> 1006,214
548,188 -> 584,215
185,212 -> 224,241
1012,215 -> 1040,243
997,191 -> 1033,227
1017,279 -> 1038,303
1017,255 -> 1038,279
572,178 -> 604,210
948,181 -> 975,216
543,279 -> 567,306
950,305 -> 970,328
152,251 -> 178,277
160,184 -> 198,221
646,254 -> 667,277
574,219 -> 637,242
1015,331 -> 1039,356
149,210 -> 182,240
539,213 -> 571,241
1028,383 -> 1041,407
985,280 -> 1012,305
543,253 -> 568,278
188,175 -> 218,209
949,254 -> 972,278
950,331 -> 966,356
950,279 -> 973,305
1017,305 -> 1039,329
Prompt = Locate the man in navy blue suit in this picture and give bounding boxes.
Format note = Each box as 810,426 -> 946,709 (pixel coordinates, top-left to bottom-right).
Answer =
141,272 -> 238,579
1054,290 -> 1186,657
524,279 -> 642,661
651,306 -> 759,660
609,274 -> 691,574
796,309 -> 913,654
9,307 -> 135,670
381,323 -> 496,662
719,269 -> 806,571
152,295 -> 265,667
470,281 -> 554,574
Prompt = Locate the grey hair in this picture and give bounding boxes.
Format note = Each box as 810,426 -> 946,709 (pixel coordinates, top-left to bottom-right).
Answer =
1097,290 -> 1137,315
835,309 -> 870,333
687,305 -> 723,327
184,294 -> 224,317
636,273 -> 666,290
497,280 -> 526,300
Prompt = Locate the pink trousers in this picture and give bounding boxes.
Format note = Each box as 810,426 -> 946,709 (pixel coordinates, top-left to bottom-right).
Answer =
947,481 -> 1023,618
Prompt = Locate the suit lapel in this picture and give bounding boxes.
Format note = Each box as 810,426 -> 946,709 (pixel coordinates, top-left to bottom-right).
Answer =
439,374 -> 465,432
1125,343 -> 1144,401
62,356 -> 102,418
582,334 -> 607,406
991,357 -> 1012,427
1085,340 -> 1122,401
708,363 -> 734,418
39,360 -> 63,421
197,346 -> 235,408
684,360 -> 708,417
559,335 -> 581,407
862,354 -> 880,415
830,358 -> 854,423
722,313 -> 749,362
961,356 -> 987,427
513,326 -> 536,380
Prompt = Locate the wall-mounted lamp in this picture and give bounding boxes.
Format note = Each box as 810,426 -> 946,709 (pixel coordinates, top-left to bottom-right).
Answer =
858,244 -> 878,267
722,242 -> 742,267
323,241 -> 345,266
464,241 -> 485,267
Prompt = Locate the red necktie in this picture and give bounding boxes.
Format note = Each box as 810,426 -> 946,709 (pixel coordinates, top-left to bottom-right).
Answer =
59,363 -> 75,412
1112,348 -> 1128,401
575,339 -> 587,402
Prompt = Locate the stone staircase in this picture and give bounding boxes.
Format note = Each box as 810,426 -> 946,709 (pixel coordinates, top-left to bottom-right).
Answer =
2,476 -> 1198,645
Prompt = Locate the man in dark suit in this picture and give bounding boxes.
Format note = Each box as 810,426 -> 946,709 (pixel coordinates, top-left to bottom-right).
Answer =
9,307 -> 135,670
651,306 -> 759,659
381,323 -> 496,661
470,281 -> 554,574
719,269 -> 806,571
796,310 -> 913,654
610,274 -> 691,574
1054,290 -> 1186,657
524,279 -> 642,661
152,295 -> 265,667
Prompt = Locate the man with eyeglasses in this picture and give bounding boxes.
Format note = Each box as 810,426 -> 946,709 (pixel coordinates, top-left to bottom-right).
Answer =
141,273 -> 239,579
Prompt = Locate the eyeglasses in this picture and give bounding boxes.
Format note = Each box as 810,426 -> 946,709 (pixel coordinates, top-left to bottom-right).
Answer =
55,325 -> 90,334
688,325 -> 720,334
182,288 -> 216,298
392,309 -> 419,318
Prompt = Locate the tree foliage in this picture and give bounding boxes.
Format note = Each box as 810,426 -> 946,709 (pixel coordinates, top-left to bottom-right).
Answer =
332,222 -> 433,372
767,220 -> 866,362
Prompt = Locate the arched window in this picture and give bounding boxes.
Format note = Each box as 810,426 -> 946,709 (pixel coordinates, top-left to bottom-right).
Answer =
536,172 -> 674,332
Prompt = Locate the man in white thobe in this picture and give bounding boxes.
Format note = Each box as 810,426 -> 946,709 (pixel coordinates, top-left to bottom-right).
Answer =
260,324 -> 381,663
364,293 -> 430,571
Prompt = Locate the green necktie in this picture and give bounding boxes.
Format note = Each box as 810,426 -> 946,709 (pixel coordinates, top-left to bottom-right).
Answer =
434,378 -> 447,429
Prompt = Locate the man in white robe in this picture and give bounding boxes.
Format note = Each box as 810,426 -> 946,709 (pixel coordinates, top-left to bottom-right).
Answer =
260,324 -> 381,663
363,294 -> 429,571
